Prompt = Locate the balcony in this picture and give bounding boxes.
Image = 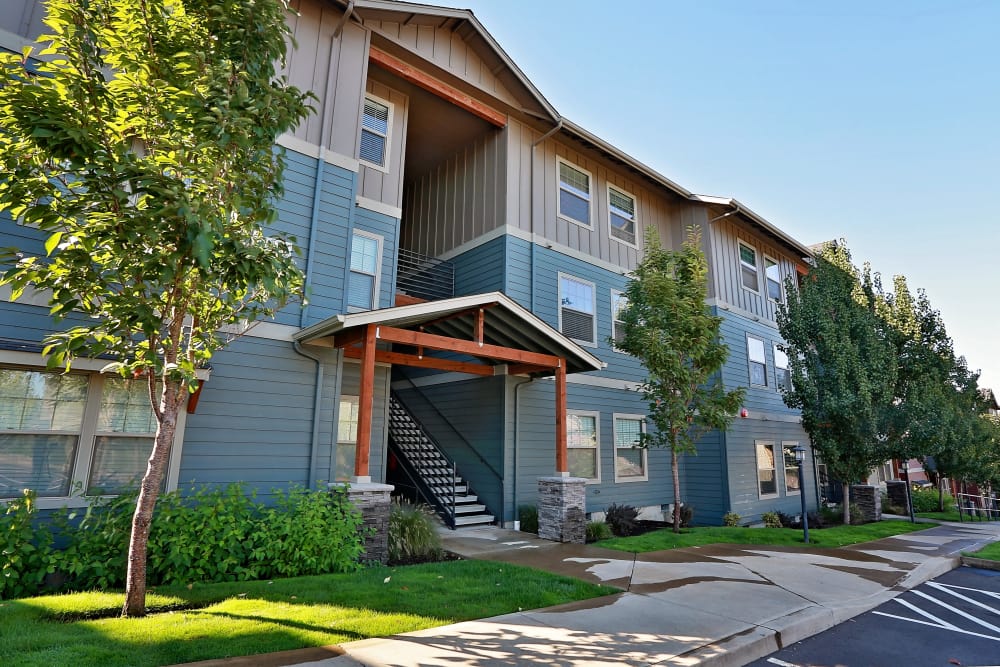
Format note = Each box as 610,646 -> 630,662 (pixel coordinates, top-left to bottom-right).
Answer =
396,248 -> 454,303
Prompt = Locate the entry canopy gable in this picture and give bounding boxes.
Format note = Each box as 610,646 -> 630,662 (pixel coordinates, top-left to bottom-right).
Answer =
295,291 -> 604,376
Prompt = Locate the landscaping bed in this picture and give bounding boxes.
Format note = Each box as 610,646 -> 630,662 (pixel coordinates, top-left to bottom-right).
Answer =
0,560 -> 613,667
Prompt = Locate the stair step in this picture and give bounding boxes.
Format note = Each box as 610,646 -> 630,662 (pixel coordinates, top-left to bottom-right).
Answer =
453,514 -> 495,526
452,504 -> 487,514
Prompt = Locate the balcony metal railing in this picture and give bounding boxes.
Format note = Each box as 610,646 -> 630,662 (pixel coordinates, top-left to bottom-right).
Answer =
396,247 -> 454,302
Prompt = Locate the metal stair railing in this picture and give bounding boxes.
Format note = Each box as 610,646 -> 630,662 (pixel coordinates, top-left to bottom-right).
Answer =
393,374 -> 504,525
386,428 -> 459,528
396,248 -> 455,301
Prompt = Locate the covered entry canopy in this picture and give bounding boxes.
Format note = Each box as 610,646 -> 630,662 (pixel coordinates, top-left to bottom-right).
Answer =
295,292 -> 604,481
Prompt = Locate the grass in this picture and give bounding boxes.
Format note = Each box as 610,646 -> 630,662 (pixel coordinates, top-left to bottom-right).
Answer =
968,541 -> 1000,562
0,560 -> 612,667
917,509 -> 965,522
594,520 -> 932,553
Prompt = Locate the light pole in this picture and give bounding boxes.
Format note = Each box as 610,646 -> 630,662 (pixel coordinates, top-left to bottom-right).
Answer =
794,445 -> 809,544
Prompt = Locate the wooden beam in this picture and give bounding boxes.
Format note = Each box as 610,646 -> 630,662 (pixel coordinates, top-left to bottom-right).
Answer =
555,360 -> 568,474
417,303 -> 497,331
475,308 -> 484,346
342,347 -> 495,376
375,325 -> 561,368
332,327 -> 368,349
369,47 -> 507,128
506,363 -> 554,376
355,324 -> 376,479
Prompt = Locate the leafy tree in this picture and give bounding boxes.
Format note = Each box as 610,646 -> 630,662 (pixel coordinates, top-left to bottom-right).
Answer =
613,228 -> 745,532
0,0 -> 310,616
777,242 -> 896,524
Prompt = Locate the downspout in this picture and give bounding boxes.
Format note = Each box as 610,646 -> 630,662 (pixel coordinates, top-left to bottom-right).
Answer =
300,3 -> 349,328
707,202 -> 741,224
512,376 -> 535,529
529,118 -> 563,314
294,341 -> 324,489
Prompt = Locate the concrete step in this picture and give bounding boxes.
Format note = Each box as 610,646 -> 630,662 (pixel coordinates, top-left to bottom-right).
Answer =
453,513 -> 495,526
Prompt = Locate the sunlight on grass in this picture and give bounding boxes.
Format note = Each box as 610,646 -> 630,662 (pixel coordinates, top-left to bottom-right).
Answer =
595,520 -> 932,553
0,560 -> 612,667
968,541 -> 1000,562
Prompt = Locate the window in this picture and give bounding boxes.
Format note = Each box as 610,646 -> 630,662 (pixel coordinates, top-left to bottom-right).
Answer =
783,442 -> 801,494
756,441 -> 777,497
774,345 -> 791,392
567,412 -> 599,481
559,274 -> 596,345
611,290 -> 628,345
348,231 -> 381,311
359,95 -> 391,168
765,256 -> 782,302
747,335 -> 768,387
335,396 -> 359,482
0,367 -> 181,506
739,242 -> 759,292
608,186 -> 637,246
613,415 -> 646,482
558,159 -> 592,227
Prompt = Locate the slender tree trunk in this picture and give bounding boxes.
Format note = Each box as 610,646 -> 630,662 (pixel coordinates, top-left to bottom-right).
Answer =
672,446 -> 682,533
121,381 -> 184,618
842,482 -> 851,525
938,477 -> 944,513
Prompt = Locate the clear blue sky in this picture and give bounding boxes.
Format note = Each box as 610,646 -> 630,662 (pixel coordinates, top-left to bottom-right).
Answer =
437,0 -> 999,390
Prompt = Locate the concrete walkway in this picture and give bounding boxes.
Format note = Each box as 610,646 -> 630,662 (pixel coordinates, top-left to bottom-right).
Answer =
290,521 -> 1000,667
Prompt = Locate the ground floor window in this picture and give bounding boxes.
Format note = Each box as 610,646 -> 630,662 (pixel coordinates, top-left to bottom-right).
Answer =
567,411 -> 599,481
755,440 -> 778,497
782,442 -> 801,494
613,414 -> 646,482
335,396 -> 360,481
0,366 -> 177,506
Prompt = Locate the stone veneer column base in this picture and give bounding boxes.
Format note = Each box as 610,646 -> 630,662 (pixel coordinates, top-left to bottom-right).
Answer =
885,480 -> 910,514
537,476 -> 587,544
331,482 -> 394,565
851,484 -> 882,523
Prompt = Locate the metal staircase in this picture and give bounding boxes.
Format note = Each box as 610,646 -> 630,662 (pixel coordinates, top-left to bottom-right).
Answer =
387,394 -> 495,528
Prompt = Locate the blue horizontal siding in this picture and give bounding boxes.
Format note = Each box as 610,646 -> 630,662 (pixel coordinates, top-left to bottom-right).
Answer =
451,236 -> 505,297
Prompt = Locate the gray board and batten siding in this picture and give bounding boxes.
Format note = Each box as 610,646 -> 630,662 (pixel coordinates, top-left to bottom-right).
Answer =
1,1 -> 44,44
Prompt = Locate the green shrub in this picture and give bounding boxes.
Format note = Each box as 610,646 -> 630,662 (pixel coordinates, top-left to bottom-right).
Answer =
53,491 -> 137,592
1,490 -> 55,600
761,511 -> 783,528
605,503 -> 639,537
586,521 -> 613,542
518,505 -> 538,533
722,512 -> 741,527
388,501 -> 442,564
819,502 -> 865,525
678,504 -> 694,528
252,486 -> 364,577
911,487 -> 951,513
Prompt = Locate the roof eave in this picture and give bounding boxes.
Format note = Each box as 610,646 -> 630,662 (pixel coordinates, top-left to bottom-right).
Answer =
692,194 -> 813,259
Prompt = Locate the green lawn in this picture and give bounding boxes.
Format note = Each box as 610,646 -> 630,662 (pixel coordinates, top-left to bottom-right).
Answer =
968,541 -> 1000,562
0,560 -> 612,667
594,520 -> 932,553
917,509 -> 965,522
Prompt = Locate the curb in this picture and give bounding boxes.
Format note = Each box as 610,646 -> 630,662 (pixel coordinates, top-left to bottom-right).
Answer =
960,555 -> 1000,571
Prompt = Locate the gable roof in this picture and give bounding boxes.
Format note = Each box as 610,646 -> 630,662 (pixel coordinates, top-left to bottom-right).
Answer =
295,291 -> 605,375
692,194 -> 813,260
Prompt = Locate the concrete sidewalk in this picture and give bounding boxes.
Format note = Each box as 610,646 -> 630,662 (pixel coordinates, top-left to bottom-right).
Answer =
291,521 -> 1000,667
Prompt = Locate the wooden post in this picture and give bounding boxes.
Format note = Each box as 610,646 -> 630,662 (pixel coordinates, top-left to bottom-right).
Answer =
354,324 -> 376,480
555,359 -> 567,475
475,308 -> 484,346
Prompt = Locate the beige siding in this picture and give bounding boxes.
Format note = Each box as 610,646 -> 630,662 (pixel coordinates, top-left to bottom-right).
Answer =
283,0 -> 370,158
505,119 -> 686,272
356,79 -> 408,208
402,128 -> 506,256
363,20 -> 521,109
708,217 -> 800,322
1,0 -> 45,40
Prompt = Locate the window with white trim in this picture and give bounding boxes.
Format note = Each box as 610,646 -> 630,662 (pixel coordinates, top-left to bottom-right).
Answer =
739,242 -> 759,292
559,274 -> 596,345
782,442 -> 801,494
774,344 -> 791,392
756,440 -> 777,497
765,256 -> 782,302
608,186 -> 637,246
567,411 -> 599,481
0,367 -> 180,505
335,396 -> 359,482
359,95 -> 391,168
747,335 -> 768,387
613,414 -> 646,482
611,290 -> 628,345
348,231 -> 381,311
558,159 -> 592,227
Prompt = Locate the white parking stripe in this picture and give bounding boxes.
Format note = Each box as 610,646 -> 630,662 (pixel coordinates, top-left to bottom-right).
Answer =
872,611 -> 1000,642
911,589 -> 1000,634
894,597 -> 958,629
766,659 -> 802,667
927,582 -> 1000,618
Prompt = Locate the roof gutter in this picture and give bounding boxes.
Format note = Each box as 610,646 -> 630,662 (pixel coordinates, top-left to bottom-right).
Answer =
708,202 -> 741,223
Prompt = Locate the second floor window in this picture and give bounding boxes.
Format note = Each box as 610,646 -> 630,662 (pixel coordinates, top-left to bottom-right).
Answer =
360,95 -> 391,168
739,242 -> 759,292
608,187 -> 637,246
765,257 -> 782,302
611,290 -> 628,344
748,335 -> 768,387
559,275 -> 596,345
348,232 -> 380,311
774,345 -> 791,392
558,159 -> 592,227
